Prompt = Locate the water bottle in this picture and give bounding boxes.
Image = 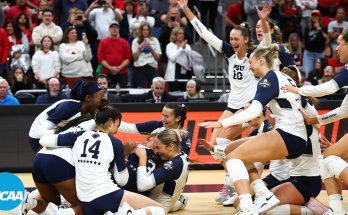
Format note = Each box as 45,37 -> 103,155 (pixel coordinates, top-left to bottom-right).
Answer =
115,83 -> 121,96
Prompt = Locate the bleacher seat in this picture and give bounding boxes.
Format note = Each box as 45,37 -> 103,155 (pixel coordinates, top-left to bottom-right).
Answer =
15,92 -> 36,104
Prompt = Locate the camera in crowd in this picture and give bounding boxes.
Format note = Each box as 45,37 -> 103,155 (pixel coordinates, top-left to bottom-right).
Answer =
98,0 -> 106,6
139,0 -> 146,6
170,16 -> 176,22
75,15 -> 83,20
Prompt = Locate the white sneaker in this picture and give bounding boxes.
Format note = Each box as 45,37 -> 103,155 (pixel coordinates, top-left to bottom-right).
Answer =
323,207 -> 348,215
222,191 -> 238,207
178,194 -> 189,210
235,207 -> 258,215
215,185 -> 234,204
254,193 -> 280,213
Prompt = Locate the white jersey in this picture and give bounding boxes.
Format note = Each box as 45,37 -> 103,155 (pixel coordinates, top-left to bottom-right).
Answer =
221,70 -> 307,141
190,17 -> 258,109
269,160 -> 290,181
58,130 -> 126,202
290,97 -> 320,176
137,153 -> 189,212
38,119 -> 96,166
28,99 -> 81,152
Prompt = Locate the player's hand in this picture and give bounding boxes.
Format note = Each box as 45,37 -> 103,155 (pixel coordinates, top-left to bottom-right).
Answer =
256,3 -> 271,20
281,85 -> 299,94
301,110 -> 319,125
197,138 -> 214,152
176,0 -> 188,9
199,121 -> 222,128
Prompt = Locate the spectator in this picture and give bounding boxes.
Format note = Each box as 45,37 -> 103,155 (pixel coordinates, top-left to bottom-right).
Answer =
199,0 -> 219,32
148,0 -> 168,23
225,0 -> 245,42
177,79 -> 204,102
98,21 -> 131,87
15,13 -> 33,47
10,44 -> 31,72
302,9 -> 326,76
129,0 -> 155,30
119,0 -> 136,40
295,0 -> 317,36
318,65 -> 334,84
277,0 -> 302,42
327,6 -> 348,50
164,26 -> 191,81
132,22 -> 161,88
286,32 -> 303,68
32,35 -> 61,88
307,57 -> 327,85
5,0 -> 31,22
0,78 -> 20,105
35,77 -> 69,104
159,0 -> 188,26
317,0 -> 338,17
59,26 -> 93,87
32,8 -> 63,50
0,25 -> 10,77
54,0 -> 88,27
85,0 -> 123,40
62,8 -> 99,70
6,21 -> 29,54
9,65 -> 32,94
159,6 -> 192,63
96,74 -> 121,103
144,76 -> 172,103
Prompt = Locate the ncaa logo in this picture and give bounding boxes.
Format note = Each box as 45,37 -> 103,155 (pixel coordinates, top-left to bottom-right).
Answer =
0,172 -> 25,211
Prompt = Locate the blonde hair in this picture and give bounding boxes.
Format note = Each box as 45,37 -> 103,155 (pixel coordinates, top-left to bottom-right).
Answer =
170,27 -> 184,43
156,129 -> 187,152
252,44 -> 279,68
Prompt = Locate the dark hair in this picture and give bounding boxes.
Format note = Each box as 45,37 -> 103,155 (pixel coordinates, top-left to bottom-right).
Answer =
63,26 -> 76,43
6,21 -> 22,40
234,22 -> 254,49
40,35 -> 55,51
70,80 -> 101,101
42,8 -> 54,16
156,129 -> 187,152
15,13 -> 30,29
266,18 -> 282,43
164,102 -> 187,128
96,74 -> 108,81
95,105 -> 122,125
10,66 -> 28,87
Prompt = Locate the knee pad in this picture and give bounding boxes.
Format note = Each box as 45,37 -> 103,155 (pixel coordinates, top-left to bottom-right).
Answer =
319,155 -> 334,180
324,155 -> 348,179
226,159 -> 249,183
146,206 -> 165,215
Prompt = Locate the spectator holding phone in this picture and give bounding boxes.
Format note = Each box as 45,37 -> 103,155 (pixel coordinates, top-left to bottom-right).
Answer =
129,0 -> 155,30
54,0 -> 88,27
85,0 -> 123,40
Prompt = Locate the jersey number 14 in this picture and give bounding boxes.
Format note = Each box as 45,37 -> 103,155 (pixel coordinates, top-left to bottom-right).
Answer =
80,139 -> 101,159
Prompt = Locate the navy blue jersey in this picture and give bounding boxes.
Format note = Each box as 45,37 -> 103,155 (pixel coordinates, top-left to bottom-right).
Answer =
333,69 -> 348,88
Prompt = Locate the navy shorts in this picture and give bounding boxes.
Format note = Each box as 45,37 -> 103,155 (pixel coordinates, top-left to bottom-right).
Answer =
262,173 -> 285,190
276,128 -> 307,159
225,107 -> 243,114
32,153 -> 75,184
81,189 -> 124,215
287,176 -> 322,203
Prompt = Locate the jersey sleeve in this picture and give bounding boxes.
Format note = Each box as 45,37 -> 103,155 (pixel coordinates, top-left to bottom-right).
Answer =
190,17 -> 224,53
254,71 -> 280,107
40,131 -> 85,147
135,121 -> 163,134
110,136 -> 129,187
118,121 -> 139,134
298,80 -> 340,97
221,41 -> 235,58
318,95 -> 348,125
137,158 -> 183,192
46,101 -> 80,124
332,69 -> 348,88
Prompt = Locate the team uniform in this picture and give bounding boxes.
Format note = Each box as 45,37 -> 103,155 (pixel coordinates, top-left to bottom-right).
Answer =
119,120 -> 191,154
137,153 -> 189,213
28,99 -> 83,152
121,147 -> 157,196
221,70 -> 307,158
190,17 -> 259,112
42,130 -> 129,215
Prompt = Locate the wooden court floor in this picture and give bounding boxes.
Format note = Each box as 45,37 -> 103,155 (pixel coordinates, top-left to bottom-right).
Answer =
2,170 -> 348,215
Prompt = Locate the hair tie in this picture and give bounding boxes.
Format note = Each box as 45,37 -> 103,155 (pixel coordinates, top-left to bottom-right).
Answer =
175,129 -> 182,142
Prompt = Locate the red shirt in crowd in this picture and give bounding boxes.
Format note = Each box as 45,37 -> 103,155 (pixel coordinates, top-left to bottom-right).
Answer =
226,1 -> 244,27
5,5 -> 30,22
97,36 -> 131,75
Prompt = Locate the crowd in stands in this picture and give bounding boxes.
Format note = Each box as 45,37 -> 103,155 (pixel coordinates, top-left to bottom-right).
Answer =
0,0 -> 347,105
